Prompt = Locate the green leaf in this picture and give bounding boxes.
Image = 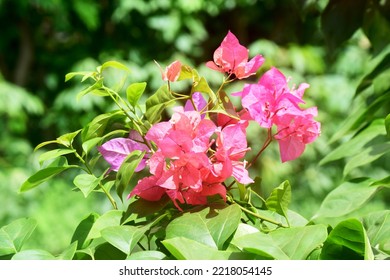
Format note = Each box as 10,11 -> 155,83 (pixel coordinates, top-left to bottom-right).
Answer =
65,71 -> 95,82
81,110 -> 126,142
20,157 -> 78,192
313,178 -> 378,220
269,225 -> 328,260
370,175 -> 390,188
145,84 -> 175,124
320,219 -> 374,260
126,82 -> 147,107
38,148 -> 75,164
321,0 -> 366,51
0,218 -> 37,256
127,251 -> 166,260
93,242 -> 127,260
386,114 -> 390,138
100,61 -> 130,73
71,213 -> 99,250
12,249 -> 55,260
231,232 -> 289,260
81,137 -> 102,154
343,142 -> 390,176
77,79 -> 104,100
73,173 -> 101,198
363,210 -> 390,253
265,180 -> 291,223
86,210 -> 123,240
166,211 -> 216,248
162,237 -> 231,260
205,204 -> 242,249
34,129 -> 81,151
101,225 -> 148,255
57,242 -> 78,260
320,119 -> 386,165
115,150 -> 145,201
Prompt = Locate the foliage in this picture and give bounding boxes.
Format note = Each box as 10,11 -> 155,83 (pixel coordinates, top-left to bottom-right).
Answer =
1,0 -> 390,260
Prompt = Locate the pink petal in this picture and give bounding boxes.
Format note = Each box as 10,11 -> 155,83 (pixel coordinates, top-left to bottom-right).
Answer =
98,138 -> 148,172
129,176 -> 166,201
277,136 -> 306,162
235,54 -> 265,79
165,60 -> 182,82
184,92 -> 207,114
232,161 -> 253,184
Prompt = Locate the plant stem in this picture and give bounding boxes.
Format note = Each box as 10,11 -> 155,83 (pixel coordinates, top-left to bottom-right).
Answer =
229,199 -> 287,228
247,128 -> 273,169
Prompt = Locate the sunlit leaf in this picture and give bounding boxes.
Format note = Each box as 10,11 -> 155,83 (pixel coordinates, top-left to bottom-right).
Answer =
20,157 -> 79,192
126,82 -> 147,107
38,148 -> 75,165
145,84 -> 175,124
86,210 -> 123,240
73,173 -> 101,198
101,225 -> 148,255
57,242 -> 78,260
127,251 -> 166,260
71,213 -> 99,250
0,218 -> 37,256
265,180 -> 291,222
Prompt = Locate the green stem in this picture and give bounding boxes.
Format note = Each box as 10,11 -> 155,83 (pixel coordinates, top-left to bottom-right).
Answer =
247,128 -> 273,169
228,198 -> 287,228
73,149 -> 118,209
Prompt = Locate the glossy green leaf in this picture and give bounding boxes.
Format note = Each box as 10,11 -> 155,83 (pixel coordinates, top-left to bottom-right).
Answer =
231,232 -> 289,260
145,84 -> 175,124
320,219 -> 374,260
38,148 -> 75,164
343,142 -> 390,176
12,249 -> 55,260
265,180 -> 291,222
363,210 -> 390,253
20,157 -> 78,192
127,251 -> 166,260
71,213 -> 99,250
321,119 -> 386,165
101,225 -> 148,255
162,237 -> 231,260
0,218 -> 37,256
269,225 -> 328,260
73,173 -> 101,198
313,178 -> 377,219
115,150 -> 145,201
87,210 -> 123,240
126,82 -> 147,107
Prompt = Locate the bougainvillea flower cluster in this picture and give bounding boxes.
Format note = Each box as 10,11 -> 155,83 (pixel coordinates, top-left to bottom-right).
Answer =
98,31 -> 320,209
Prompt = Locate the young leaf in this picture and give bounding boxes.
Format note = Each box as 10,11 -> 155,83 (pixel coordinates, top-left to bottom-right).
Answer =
100,61 -> 130,73
162,237 -> 231,260
65,71 -> 95,82
265,180 -> 291,222
73,173 -> 101,198
145,84 -> 175,124
38,148 -> 75,165
115,150 -> 145,201
320,219 -> 374,260
126,82 -> 147,107
19,157 -> 79,192
0,218 -> 37,256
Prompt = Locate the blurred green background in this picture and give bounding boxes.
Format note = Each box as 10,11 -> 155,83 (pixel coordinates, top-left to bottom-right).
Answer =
1,0 -> 389,254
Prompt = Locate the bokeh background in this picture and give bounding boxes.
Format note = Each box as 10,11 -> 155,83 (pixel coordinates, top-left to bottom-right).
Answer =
1,0 -> 389,254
